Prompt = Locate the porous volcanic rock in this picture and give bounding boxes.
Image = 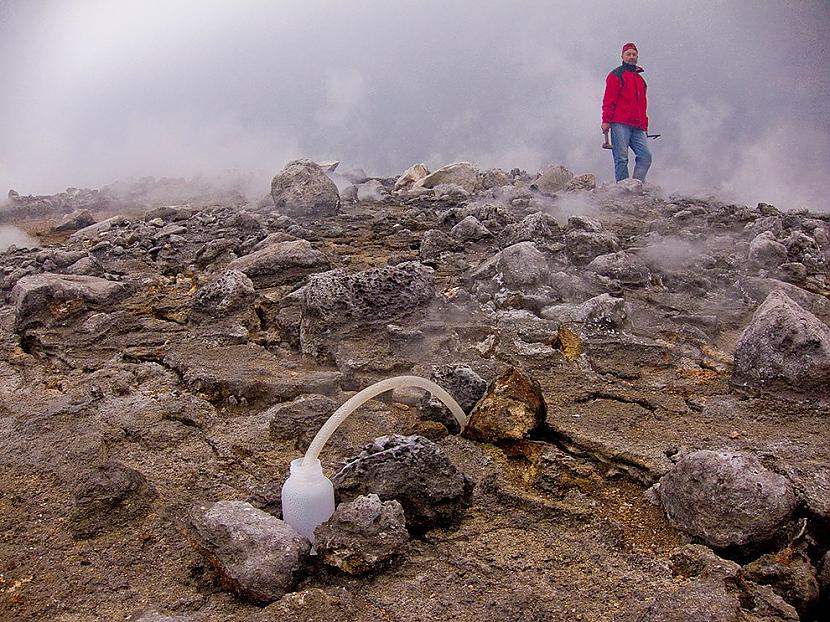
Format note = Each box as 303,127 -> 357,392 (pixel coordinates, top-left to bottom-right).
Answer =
300,262 -> 435,358
314,494 -> 409,575
271,159 -> 340,218
731,290 -> 830,395
185,501 -> 310,604
417,363 -> 488,433
564,222 -> 620,265
190,270 -> 255,323
331,434 -> 473,531
226,239 -> 330,289
658,450 -> 797,549
450,216 -> 492,242
463,367 -> 546,442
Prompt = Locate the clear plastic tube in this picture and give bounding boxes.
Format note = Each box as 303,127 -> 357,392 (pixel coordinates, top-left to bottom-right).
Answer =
301,375 -> 466,466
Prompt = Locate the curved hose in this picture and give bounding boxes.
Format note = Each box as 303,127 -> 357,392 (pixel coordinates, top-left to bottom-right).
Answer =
302,375 -> 466,466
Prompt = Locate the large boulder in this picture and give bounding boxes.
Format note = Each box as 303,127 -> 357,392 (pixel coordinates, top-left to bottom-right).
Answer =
270,159 -> 340,218
185,501 -> 310,604
394,163 -> 429,192
226,239 -> 330,289
415,162 -> 481,194
586,250 -> 651,286
564,218 -> 620,265
53,209 -> 96,232
500,212 -> 562,248
731,290 -> 830,395
300,262 -> 435,358
331,434 -> 473,531
469,241 -> 549,289
748,231 -> 788,269
314,494 -> 409,575
11,273 -> 131,332
658,450 -> 797,549
533,165 -> 574,195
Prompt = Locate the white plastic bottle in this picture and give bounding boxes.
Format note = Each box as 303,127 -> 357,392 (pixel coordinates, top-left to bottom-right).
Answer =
280,457 -> 335,544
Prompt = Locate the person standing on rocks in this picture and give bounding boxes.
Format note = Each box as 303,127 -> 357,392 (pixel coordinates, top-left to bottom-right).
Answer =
601,42 -> 652,183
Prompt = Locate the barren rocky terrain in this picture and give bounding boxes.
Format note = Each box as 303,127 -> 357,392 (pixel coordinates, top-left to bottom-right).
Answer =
1,161 -> 828,621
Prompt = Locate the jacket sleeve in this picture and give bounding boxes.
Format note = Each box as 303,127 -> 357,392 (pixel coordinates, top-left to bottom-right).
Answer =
601,73 -> 620,124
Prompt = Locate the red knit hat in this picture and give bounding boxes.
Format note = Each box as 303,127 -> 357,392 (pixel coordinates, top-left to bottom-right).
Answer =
622,42 -> 638,54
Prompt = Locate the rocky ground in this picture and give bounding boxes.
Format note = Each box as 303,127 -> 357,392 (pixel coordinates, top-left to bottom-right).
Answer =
0,160 -> 828,621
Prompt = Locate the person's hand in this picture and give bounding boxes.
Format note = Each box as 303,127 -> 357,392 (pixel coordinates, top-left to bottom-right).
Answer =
601,123 -> 610,132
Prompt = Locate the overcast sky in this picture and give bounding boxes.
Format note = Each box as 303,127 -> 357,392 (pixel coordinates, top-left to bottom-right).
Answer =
1,0 -> 828,210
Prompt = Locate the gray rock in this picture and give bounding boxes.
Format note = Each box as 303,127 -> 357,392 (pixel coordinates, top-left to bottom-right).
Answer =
501,212 -> 562,247
340,184 -> 358,203
267,394 -> 338,449
748,231 -> 788,269
190,270 -> 255,322
331,434 -> 473,531
739,277 -> 830,320
419,229 -> 462,264
743,550 -> 820,617
11,273 -> 131,332
480,168 -> 510,190
565,227 -> 620,265
69,461 -> 156,538
747,215 -> 783,238
417,363 -> 488,433
564,173 -> 596,192
195,238 -> 237,267
69,215 -> 128,241
464,367 -> 546,442
450,216 -> 493,242
540,293 -> 628,331
300,262 -> 435,358
35,249 -> 87,268
185,500 -> 310,604
615,178 -> 644,193
586,251 -> 651,286
356,180 -> 389,202
533,165 -> 574,195
64,256 -> 103,276
314,494 -> 409,574
394,163 -> 429,192
227,239 -> 330,289
415,162 -> 480,194
271,159 -> 341,218
470,241 -> 549,289
782,230 -> 823,265
731,290 -> 830,395
659,450 -> 797,549
54,209 -> 96,232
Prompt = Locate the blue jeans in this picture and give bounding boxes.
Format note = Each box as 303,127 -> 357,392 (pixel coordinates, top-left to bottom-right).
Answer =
610,123 -> 652,182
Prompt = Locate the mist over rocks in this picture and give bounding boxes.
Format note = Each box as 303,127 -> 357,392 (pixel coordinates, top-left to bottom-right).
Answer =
2,157 -> 830,620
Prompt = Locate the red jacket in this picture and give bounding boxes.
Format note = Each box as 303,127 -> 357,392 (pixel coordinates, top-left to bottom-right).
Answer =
602,64 -> 648,131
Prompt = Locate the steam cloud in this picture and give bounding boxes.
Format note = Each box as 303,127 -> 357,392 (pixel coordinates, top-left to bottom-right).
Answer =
1,1 -> 828,211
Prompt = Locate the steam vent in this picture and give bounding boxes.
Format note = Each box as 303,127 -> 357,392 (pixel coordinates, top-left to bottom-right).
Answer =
1,161 -> 829,620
